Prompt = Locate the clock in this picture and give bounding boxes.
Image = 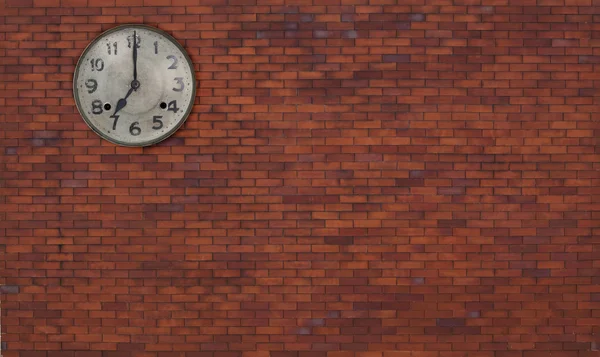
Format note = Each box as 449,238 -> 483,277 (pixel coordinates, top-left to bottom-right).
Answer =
73,24 -> 196,147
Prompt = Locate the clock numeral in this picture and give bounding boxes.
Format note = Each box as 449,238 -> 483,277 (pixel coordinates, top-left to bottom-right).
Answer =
85,79 -> 97,94
110,114 -> 119,130
152,115 -> 164,130
167,100 -> 179,113
154,41 -> 158,54
127,34 -> 141,48
129,122 -> 141,136
107,42 -> 117,55
173,77 -> 184,92
91,100 -> 103,114
90,58 -> 104,71
167,55 -> 178,69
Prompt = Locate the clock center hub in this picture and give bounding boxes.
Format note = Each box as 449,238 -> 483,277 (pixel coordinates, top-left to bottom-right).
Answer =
109,58 -> 163,115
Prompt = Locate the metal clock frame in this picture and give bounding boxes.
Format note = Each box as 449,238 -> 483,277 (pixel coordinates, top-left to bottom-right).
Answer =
73,24 -> 197,147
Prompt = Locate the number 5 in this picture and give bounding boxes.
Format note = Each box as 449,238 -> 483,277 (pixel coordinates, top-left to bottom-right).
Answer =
152,116 -> 163,130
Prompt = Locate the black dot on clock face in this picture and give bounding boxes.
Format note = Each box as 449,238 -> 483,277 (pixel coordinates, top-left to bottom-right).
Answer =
160,102 -> 167,109
104,103 -> 112,111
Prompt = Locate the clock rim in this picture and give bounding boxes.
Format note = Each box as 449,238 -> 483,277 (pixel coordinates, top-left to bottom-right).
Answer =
73,24 -> 197,147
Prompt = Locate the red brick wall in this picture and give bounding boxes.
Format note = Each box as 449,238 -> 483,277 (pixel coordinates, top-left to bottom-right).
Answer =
1,0 -> 599,356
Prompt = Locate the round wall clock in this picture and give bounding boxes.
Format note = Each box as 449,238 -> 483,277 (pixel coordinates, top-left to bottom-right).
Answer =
73,24 -> 196,147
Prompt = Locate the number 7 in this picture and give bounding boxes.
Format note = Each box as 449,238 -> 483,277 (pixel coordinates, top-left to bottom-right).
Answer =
110,114 -> 119,130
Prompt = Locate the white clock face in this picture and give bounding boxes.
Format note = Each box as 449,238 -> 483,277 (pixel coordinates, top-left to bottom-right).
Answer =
73,25 -> 196,146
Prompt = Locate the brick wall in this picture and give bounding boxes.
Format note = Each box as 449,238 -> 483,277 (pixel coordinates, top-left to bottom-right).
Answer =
1,0 -> 599,356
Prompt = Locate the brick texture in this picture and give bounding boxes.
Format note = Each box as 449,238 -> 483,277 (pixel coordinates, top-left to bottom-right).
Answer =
1,0 -> 600,356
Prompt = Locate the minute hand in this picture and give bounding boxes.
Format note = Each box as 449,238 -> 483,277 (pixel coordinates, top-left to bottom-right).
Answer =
132,30 -> 138,81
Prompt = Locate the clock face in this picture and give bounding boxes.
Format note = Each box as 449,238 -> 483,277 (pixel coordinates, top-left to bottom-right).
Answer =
73,25 -> 196,147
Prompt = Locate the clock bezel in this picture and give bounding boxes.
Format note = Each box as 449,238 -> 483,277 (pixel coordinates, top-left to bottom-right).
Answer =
73,24 -> 197,147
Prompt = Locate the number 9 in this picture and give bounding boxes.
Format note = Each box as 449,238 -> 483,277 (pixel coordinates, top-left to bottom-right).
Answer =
85,79 -> 98,94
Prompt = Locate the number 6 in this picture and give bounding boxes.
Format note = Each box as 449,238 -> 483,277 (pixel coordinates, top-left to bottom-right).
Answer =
129,122 -> 141,136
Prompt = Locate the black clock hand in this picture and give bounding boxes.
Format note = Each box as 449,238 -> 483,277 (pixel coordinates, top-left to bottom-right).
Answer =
112,86 -> 135,116
112,31 -> 141,117
111,31 -> 142,118
133,30 -> 138,81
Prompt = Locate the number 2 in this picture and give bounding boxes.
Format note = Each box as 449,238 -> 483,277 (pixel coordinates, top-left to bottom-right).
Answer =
167,55 -> 178,69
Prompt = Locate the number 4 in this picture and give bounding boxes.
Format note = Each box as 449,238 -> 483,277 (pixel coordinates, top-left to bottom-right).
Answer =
167,100 -> 179,113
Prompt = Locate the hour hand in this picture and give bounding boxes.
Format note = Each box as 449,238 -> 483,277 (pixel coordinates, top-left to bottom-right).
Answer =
112,87 -> 134,116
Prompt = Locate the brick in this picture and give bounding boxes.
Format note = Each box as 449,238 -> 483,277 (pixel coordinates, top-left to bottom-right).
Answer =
382,54 -> 411,63
437,318 -> 466,327
0,285 -> 19,294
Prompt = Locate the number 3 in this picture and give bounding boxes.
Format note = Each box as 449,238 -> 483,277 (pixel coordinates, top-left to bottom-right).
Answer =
173,77 -> 184,92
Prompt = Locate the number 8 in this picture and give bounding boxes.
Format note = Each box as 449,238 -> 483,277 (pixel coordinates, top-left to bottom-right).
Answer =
91,100 -> 103,114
